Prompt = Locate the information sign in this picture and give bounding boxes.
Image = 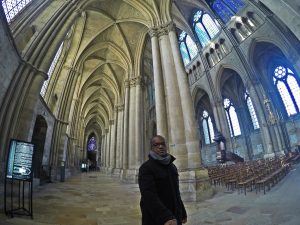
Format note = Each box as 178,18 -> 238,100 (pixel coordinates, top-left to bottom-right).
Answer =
6,139 -> 34,181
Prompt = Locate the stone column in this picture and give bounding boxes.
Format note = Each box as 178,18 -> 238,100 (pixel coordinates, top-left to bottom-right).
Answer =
149,28 -> 168,138
214,99 -> 231,138
128,78 -> 137,169
101,134 -> 105,167
168,24 -> 201,168
105,128 -> 109,169
158,25 -> 188,169
16,65 -> 48,140
109,118 -> 116,171
135,77 -> 143,168
122,81 -> 130,170
116,105 -> 124,169
247,84 -> 274,156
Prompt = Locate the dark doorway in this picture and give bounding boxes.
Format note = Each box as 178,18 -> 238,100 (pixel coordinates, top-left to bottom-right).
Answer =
31,115 -> 47,179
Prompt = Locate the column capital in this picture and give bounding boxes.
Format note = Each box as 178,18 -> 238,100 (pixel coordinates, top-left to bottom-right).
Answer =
128,76 -> 144,87
124,79 -> 130,88
148,27 -> 158,38
109,119 -> 114,125
105,128 -> 109,133
117,104 -> 124,112
157,22 -> 176,37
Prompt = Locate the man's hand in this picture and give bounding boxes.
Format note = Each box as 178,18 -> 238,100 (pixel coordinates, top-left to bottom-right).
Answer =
164,219 -> 177,225
182,217 -> 187,224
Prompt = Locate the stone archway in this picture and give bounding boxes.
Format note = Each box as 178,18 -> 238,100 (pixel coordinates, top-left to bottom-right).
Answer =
31,115 -> 48,179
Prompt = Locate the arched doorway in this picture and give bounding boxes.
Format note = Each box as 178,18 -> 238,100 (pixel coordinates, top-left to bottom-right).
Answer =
31,115 -> 48,179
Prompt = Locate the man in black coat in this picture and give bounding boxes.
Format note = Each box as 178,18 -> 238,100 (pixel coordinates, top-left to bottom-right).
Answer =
138,135 -> 187,225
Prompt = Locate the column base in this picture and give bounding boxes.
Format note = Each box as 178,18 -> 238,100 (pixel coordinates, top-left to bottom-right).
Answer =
112,168 -> 121,177
179,168 -> 213,202
121,169 -> 138,183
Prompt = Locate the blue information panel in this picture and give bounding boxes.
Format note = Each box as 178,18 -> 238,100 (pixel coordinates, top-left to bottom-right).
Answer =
6,139 -> 34,181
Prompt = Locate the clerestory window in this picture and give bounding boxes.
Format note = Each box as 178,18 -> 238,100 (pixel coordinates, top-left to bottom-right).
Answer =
40,42 -> 64,97
206,0 -> 245,23
193,10 -> 220,47
178,31 -> 198,66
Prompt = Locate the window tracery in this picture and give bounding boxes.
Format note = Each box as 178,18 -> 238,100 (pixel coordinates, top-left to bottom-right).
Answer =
201,110 -> 215,144
224,98 -> 241,137
87,136 -> 97,151
2,0 -> 33,23
40,42 -> 64,97
273,65 -> 300,116
193,10 -> 220,47
178,31 -> 198,66
244,91 -> 260,130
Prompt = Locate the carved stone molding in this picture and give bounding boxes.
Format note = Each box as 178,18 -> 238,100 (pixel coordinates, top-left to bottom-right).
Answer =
148,28 -> 158,38
124,80 -> 130,88
157,22 -> 176,37
109,119 -> 114,125
117,104 -> 124,112
21,60 -> 48,80
63,65 -> 80,75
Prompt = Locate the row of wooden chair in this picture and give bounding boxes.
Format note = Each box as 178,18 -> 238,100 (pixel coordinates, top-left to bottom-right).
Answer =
207,154 -> 297,195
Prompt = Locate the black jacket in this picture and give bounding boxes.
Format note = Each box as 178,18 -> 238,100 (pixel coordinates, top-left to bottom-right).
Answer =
138,155 -> 187,225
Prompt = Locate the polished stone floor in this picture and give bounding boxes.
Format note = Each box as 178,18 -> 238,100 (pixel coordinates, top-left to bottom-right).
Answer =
1,164 -> 300,225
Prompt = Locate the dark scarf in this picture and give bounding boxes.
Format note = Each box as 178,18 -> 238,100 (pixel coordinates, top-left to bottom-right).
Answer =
149,151 -> 171,165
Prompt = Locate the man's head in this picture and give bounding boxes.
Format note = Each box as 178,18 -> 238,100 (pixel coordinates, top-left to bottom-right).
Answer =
151,135 -> 167,156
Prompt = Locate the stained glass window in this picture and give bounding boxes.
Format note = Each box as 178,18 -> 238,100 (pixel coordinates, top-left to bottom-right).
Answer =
224,98 -> 241,137
193,10 -> 220,47
207,0 -> 245,23
273,65 -> 300,116
201,110 -> 215,144
40,42 -> 64,97
2,0 -> 33,23
178,31 -> 198,66
245,91 -> 260,130
87,136 -> 97,151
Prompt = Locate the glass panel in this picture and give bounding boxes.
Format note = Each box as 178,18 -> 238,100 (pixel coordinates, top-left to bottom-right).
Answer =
247,96 -> 260,129
2,0 -> 33,23
185,35 -> 198,59
274,66 -> 287,79
179,31 -> 186,41
88,136 -> 97,151
212,0 -> 234,23
224,98 -> 230,108
229,106 -> 241,136
223,0 -> 245,13
203,110 -> 209,118
203,120 -> 210,144
179,42 -> 190,66
41,42 -> 64,97
202,14 -> 220,38
195,22 -> 210,47
194,10 -> 202,22
277,81 -> 297,116
225,111 -> 234,137
208,117 -> 215,143
287,75 -> 300,111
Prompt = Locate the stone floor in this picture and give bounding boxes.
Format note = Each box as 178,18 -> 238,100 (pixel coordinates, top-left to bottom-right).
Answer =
0,164 -> 300,225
